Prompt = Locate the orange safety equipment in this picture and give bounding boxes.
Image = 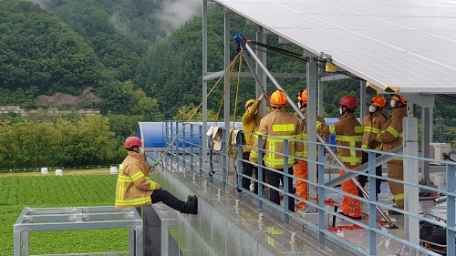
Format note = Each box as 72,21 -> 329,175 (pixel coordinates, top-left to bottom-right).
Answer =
339,95 -> 358,109
269,89 -> 288,107
370,95 -> 387,108
245,99 -> 256,109
392,94 -> 407,105
124,136 -> 142,149
297,89 -> 308,104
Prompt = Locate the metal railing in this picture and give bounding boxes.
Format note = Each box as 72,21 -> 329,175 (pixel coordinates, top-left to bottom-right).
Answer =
160,120 -> 455,256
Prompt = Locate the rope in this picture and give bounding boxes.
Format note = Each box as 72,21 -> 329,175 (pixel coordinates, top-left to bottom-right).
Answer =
151,51 -> 243,168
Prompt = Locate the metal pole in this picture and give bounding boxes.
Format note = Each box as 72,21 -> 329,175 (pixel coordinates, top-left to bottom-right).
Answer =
242,41 -> 395,226
202,0 -> 208,163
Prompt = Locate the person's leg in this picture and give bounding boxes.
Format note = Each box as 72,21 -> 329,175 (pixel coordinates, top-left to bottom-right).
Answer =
253,166 -> 259,194
375,163 -> 383,196
387,162 -> 404,214
340,166 -> 361,219
241,152 -> 254,190
294,161 -> 308,211
285,167 -> 295,212
151,189 -> 198,214
266,169 -> 281,205
358,153 -> 368,197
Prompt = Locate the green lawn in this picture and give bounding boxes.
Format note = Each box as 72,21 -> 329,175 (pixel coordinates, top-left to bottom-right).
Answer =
0,172 -> 132,255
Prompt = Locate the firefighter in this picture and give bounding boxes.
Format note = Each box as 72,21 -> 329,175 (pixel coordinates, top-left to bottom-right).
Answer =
294,89 -> 326,212
376,94 -> 408,215
250,89 -> 304,212
240,93 -> 266,194
359,95 -> 388,199
115,136 -> 198,215
322,95 -> 363,220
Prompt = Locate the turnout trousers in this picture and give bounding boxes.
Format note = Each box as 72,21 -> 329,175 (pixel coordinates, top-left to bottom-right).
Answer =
294,160 -> 308,210
339,165 -> 361,218
387,161 -> 404,209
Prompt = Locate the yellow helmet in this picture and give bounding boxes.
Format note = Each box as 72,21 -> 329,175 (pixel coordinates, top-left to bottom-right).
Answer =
245,99 -> 256,109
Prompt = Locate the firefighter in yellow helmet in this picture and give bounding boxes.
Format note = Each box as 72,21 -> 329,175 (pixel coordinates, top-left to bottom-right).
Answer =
115,136 -> 198,214
322,95 -> 363,220
240,93 -> 266,194
250,89 -> 304,212
358,95 -> 388,199
294,89 -> 326,212
376,94 -> 408,215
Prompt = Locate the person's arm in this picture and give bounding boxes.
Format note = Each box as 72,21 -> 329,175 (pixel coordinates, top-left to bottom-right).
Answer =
249,119 -> 267,163
242,93 -> 265,123
376,117 -> 399,144
129,163 -> 161,191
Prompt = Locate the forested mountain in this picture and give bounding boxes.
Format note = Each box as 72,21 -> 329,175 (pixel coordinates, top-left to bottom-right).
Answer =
0,0 -> 455,170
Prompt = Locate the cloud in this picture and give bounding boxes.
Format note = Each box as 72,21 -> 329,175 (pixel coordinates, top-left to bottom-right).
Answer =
156,0 -> 201,32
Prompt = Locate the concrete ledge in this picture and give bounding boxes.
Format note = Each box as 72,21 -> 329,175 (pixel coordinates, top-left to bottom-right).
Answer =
149,157 -> 340,256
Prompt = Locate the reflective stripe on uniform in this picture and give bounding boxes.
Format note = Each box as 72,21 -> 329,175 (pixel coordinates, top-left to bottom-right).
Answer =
272,124 -> 295,132
393,193 -> 404,201
115,196 -> 151,207
363,126 -> 381,134
328,124 -> 336,135
386,126 -> 400,138
336,126 -> 362,165
131,171 -> 145,182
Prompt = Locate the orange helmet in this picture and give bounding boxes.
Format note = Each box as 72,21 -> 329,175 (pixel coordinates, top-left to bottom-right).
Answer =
339,95 -> 358,109
392,94 -> 407,105
370,95 -> 386,108
297,89 -> 307,104
269,89 -> 288,107
124,136 -> 142,149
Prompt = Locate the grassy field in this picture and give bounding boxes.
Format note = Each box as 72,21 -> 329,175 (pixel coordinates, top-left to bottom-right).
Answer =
0,169 -> 132,256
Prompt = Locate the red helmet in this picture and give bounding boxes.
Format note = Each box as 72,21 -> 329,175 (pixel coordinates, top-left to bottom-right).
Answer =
124,136 -> 142,149
370,95 -> 386,108
339,95 -> 358,109
392,94 -> 407,105
269,89 -> 288,107
297,89 -> 307,104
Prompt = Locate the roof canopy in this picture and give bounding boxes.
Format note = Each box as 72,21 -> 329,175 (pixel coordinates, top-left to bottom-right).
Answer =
215,0 -> 456,93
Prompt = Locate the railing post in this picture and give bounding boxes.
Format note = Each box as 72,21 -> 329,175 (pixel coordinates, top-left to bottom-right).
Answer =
446,162 -> 456,256
258,134 -> 264,209
190,124 -> 194,173
318,143 -> 326,245
283,138 -> 289,224
368,150 -> 377,255
199,125 -> 203,176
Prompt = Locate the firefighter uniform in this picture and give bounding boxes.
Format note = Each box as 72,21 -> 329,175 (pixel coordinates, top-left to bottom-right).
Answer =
241,98 -> 263,193
115,151 -> 158,208
295,107 -> 326,211
250,107 -> 304,212
377,107 -> 407,210
323,112 -> 363,219
359,110 -> 388,197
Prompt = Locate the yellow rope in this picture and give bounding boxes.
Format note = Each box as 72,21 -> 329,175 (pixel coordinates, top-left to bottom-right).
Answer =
153,51 -> 242,167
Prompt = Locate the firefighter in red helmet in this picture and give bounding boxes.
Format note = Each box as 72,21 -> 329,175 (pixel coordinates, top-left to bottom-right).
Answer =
323,95 -> 363,220
115,136 -> 198,215
250,89 -> 304,212
294,89 -> 326,212
376,94 -> 408,215
358,95 -> 388,199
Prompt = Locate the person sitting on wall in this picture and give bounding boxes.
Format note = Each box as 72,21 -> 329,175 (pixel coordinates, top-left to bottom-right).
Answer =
115,136 -> 198,215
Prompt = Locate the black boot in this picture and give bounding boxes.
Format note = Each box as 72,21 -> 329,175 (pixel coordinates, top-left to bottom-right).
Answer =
183,195 -> 198,215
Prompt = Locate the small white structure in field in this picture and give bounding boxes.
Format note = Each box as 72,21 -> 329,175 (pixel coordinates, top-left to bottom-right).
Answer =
110,166 -> 118,174
41,167 -> 48,175
55,169 -> 63,176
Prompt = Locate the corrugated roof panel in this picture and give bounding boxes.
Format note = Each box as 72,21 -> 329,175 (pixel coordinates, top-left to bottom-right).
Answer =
216,0 -> 456,93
